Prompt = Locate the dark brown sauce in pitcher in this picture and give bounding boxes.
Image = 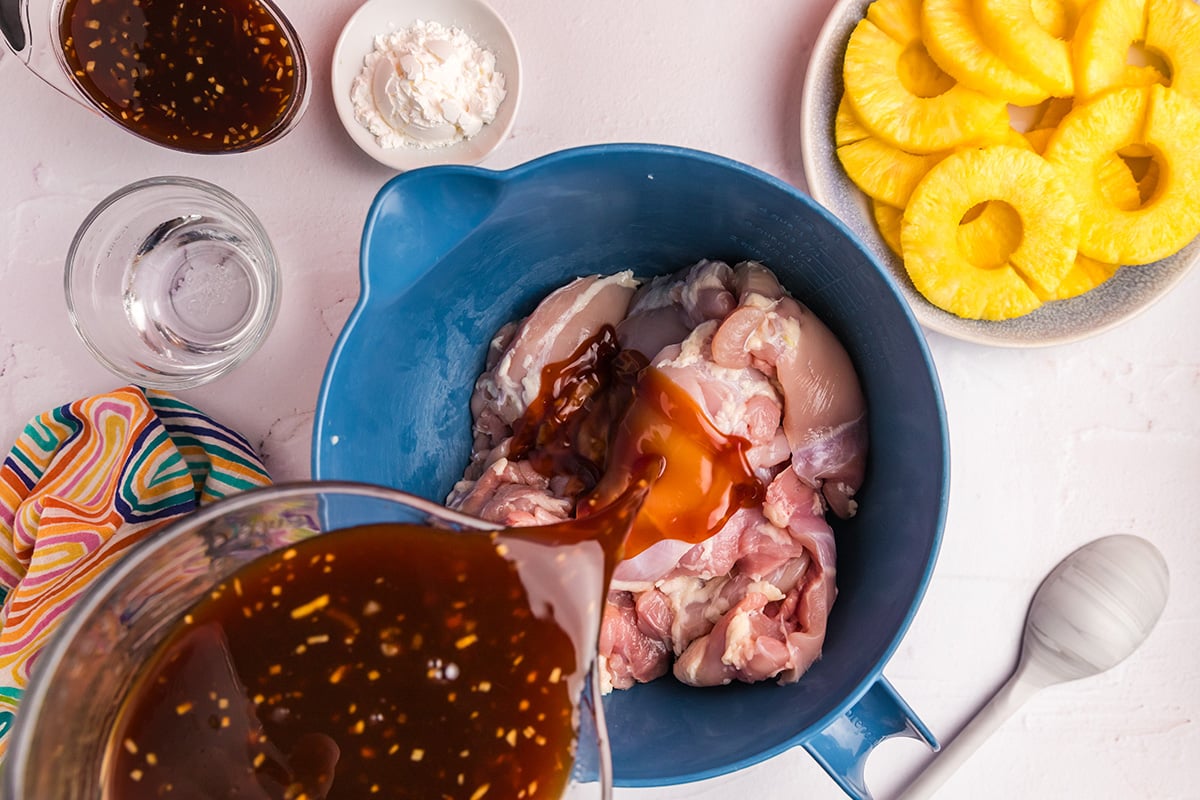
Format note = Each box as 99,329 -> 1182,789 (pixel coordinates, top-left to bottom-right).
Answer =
58,0 -> 305,152
104,476 -> 653,800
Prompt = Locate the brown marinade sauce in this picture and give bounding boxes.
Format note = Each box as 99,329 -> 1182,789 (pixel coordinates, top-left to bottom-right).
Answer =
504,325 -> 762,560
59,0 -> 302,152
106,523 -> 589,800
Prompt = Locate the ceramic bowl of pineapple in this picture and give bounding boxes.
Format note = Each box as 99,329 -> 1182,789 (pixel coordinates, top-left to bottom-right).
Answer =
801,0 -> 1200,347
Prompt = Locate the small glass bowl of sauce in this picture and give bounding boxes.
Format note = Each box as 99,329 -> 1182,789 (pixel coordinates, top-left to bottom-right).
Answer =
2,0 -> 309,153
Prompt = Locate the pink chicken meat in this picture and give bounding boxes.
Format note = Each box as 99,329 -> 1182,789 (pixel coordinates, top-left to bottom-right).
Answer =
447,260 -> 867,691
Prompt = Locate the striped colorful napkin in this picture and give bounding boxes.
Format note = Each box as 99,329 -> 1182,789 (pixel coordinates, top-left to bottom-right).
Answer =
0,386 -> 271,762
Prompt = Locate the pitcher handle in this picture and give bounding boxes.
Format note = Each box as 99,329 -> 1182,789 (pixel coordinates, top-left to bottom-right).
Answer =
802,676 -> 938,800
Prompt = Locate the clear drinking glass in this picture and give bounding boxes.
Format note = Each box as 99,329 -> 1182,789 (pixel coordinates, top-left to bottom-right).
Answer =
0,0 -> 309,154
64,176 -> 281,390
3,482 -> 613,800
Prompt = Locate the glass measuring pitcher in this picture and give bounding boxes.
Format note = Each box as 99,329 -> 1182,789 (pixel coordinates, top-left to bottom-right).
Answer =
3,481 -> 635,799
0,0 -> 309,153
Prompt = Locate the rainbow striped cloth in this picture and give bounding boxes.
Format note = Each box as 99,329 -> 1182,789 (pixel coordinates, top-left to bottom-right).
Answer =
0,386 -> 271,762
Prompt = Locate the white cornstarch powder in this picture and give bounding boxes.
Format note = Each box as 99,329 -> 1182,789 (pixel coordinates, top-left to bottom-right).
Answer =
351,20 -> 507,150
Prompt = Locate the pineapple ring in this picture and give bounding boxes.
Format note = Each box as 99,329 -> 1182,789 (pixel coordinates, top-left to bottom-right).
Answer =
1050,255 -> 1122,301
867,0 -> 924,41
835,95 -> 874,146
873,199 -> 1026,268
1145,0 -> 1200,99
897,43 -> 957,97
865,0 -> 968,99
1023,126 -> 1055,154
975,0 -> 1080,97
956,201 -> 1023,270
920,0 -> 1050,105
1030,0 -> 1090,37
901,145 -> 1080,320
843,0 -> 1011,153
1045,85 -> 1200,264
1072,0 -> 1170,101
837,136 -> 949,208
1096,151 -> 1150,211
873,201 -> 905,258
1135,156 -> 1161,204
1036,96 -> 1075,128
837,97 -> 950,207
836,95 -> 1031,209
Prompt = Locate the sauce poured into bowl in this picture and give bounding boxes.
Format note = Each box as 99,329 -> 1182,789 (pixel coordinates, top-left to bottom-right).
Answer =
58,0 -> 306,152
103,476 -> 652,800
500,324 -> 763,560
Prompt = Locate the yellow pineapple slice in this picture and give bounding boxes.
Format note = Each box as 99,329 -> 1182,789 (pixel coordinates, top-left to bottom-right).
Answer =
1095,152 -> 1146,211
976,0 -> 1077,97
1031,0 -> 1090,38
1136,156 -> 1161,205
844,0 -> 1011,153
836,102 -> 1027,209
835,95 -> 873,146
1072,0 -> 1167,100
901,145 -> 1079,319
956,201 -> 1024,270
1049,255 -> 1122,300
1145,0 -> 1200,100
921,0 -> 1050,105
837,137 -> 949,207
873,200 -> 905,257
1023,97 -> 1079,152
873,200 -> 1029,271
1045,85 -> 1200,264
865,0 -> 955,98
1137,83 -> 1200,249
1033,96 -> 1075,129
1032,135 -> 1125,300
896,41 -> 958,98
1024,126 -> 1055,153
950,194 -> 1118,303
867,0 -> 923,42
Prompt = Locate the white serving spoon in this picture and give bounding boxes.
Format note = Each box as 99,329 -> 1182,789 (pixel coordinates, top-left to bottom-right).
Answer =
899,534 -> 1170,799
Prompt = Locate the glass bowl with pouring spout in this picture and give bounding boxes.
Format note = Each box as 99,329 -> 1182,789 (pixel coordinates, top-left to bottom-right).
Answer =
4,482 -> 627,800
0,0 -> 309,153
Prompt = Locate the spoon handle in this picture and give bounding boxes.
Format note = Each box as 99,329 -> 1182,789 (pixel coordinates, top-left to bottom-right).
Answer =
897,667 -> 1043,799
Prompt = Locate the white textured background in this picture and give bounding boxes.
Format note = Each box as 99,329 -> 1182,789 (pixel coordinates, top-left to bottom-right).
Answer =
1,1 -> 1198,797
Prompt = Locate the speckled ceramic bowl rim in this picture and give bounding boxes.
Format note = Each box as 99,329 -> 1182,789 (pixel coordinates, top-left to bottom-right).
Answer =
800,0 -> 1200,348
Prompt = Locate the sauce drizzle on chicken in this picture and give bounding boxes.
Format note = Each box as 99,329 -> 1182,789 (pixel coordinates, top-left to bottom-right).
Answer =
501,322 -> 763,560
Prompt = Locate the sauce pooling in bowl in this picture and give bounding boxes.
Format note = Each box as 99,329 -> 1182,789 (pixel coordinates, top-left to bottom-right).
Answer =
103,479 -> 653,800
497,324 -> 763,559
59,0 -> 305,152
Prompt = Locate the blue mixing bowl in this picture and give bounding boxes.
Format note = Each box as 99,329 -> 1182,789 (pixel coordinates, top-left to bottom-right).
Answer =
313,144 -> 948,799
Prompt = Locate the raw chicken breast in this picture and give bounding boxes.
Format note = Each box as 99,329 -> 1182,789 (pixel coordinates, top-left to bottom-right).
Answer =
448,260 -> 866,690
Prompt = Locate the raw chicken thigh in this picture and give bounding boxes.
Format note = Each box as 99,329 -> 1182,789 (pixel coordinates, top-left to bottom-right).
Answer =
447,260 -> 867,691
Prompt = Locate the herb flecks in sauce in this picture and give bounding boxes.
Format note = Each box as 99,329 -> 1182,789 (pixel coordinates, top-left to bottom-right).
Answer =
106,524 -> 587,799
59,0 -> 302,152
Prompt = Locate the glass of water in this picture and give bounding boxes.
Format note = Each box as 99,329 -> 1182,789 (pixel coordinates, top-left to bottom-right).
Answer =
65,176 -> 280,389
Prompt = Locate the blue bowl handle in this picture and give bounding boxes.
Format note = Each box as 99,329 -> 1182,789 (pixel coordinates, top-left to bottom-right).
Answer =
361,168 -> 504,304
802,676 -> 938,800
